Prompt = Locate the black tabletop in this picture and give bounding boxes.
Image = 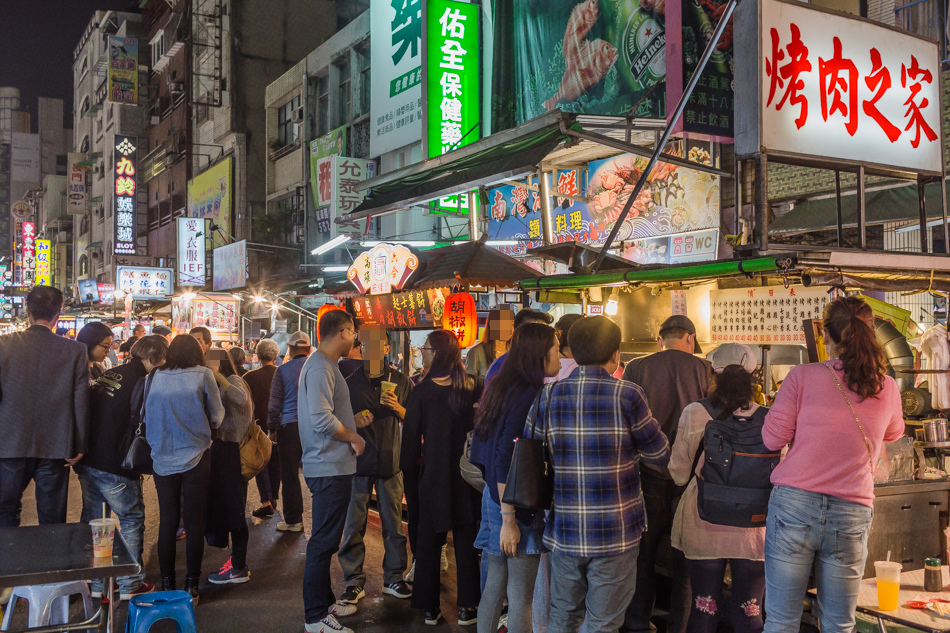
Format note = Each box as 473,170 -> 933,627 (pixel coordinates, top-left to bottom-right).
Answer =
0,523 -> 140,588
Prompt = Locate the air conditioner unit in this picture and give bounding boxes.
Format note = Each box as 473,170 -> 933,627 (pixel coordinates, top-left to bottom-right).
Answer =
168,82 -> 184,94
292,106 -> 304,123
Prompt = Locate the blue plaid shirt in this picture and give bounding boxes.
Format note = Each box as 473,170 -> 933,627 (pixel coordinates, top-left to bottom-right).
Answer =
524,365 -> 670,557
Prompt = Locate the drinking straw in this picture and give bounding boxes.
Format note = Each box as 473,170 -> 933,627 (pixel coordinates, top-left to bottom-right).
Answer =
103,502 -> 107,519
887,551 -> 891,562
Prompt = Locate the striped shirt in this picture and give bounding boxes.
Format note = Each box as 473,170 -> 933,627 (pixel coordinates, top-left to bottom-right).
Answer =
524,365 -> 670,556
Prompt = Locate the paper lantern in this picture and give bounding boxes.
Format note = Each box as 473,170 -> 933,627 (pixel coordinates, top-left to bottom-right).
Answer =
316,303 -> 344,343
443,292 -> 478,348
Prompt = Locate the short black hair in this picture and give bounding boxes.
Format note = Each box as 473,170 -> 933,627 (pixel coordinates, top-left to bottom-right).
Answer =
131,335 -> 169,366
163,334 -> 206,370
569,316 -> 622,366
76,322 -> 114,358
514,308 -> 553,329
319,309 -> 354,342
555,313 -> 584,352
189,326 -> 212,346
661,326 -> 690,341
27,285 -> 63,322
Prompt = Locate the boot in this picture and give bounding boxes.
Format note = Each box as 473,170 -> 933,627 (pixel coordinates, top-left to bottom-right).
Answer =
161,576 -> 175,591
183,574 -> 200,606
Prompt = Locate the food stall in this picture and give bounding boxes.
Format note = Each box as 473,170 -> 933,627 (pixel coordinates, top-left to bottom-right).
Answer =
171,292 -> 240,343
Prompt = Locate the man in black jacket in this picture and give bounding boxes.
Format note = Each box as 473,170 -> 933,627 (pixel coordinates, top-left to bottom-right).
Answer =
337,327 -> 413,605
75,334 -> 168,600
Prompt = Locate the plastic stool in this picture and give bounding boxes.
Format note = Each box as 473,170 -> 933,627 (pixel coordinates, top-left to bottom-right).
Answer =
0,581 -> 94,630
124,590 -> 196,633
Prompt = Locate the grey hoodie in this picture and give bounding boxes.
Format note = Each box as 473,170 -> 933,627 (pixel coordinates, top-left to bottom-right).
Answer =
297,350 -> 356,478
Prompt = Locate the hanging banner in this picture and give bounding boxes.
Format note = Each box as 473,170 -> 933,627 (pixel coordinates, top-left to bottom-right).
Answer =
347,243 -> 421,295
67,153 -> 87,215
324,156 -> 377,238
97,283 -> 115,305
710,285 -> 829,344
35,239 -> 51,286
487,155 -> 721,257
491,0 -> 666,132
116,266 -> 173,300
735,0 -> 942,175
177,217 -> 206,287
423,0 -> 481,158
188,157 -> 233,244
11,133 -> 40,184
20,221 -> 35,286
212,239 -> 247,291
666,0 -> 735,139
78,279 -> 100,303
114,135 -> 138,255
309,126 -> 348,207
108,36 -> 139,105
371,0 -> 424,157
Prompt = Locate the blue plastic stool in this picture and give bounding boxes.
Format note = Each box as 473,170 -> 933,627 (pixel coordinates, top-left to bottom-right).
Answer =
124,590 -> 196,633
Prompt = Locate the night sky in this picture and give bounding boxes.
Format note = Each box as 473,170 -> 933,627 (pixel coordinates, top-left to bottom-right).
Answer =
0,0 -> 140,130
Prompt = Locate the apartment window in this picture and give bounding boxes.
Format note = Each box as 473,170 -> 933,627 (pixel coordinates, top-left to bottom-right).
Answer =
79,97 -> 90,118
79,57 -> 89,81
150,33 -> 165,66
277,95 -> 301,148
78,255 -> 88,277
80,136 -> 90,153
357,45 -> 371,118
337,57 -> 351,125
317,75 -> 329,136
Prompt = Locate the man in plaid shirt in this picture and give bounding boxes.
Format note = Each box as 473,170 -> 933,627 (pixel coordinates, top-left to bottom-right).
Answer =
524,316 -> 670,633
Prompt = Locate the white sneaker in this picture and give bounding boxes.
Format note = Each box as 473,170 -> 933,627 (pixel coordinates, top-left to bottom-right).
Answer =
329,600 -> 358,617
406,558 -> 416,583
441,544 -> 449,572
276,521 -> 303,532
305,614 -> 353,633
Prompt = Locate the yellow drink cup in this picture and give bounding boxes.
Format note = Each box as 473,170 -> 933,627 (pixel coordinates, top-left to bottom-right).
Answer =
874,561 -> 902,611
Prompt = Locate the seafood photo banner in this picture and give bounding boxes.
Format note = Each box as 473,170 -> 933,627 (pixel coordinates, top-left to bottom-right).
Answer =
487,153 -> 721,259
491,0 -> 667,131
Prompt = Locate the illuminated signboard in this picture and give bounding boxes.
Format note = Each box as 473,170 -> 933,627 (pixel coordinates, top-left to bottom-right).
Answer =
177,217 -> 206,288
114,135 -> 137,254
21,221 -> 35,285
67,153 -> 87,215
347,243 -> 420,295
116,266 -> 173,300
423,0 -> 479,214
35,239 -> 51,286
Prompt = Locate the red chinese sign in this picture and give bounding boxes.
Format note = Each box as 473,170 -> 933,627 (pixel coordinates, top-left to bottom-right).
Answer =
745,0 -> 942,174
351,288 -> 446,330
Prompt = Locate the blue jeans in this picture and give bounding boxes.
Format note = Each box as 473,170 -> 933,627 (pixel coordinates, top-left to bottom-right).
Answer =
0,458 -> 70,527
303,474 -> 352,623
75,465 -> 146,593
763,485 -> 873,633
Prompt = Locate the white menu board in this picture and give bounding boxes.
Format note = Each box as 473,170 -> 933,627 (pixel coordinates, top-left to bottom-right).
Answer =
710,286 -> 829,345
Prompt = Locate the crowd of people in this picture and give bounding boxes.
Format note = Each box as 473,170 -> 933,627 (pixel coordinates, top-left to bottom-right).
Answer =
0,285 -> 905,633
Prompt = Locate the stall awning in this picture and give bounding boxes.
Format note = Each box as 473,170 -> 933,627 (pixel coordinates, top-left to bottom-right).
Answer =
340,111 -> 578,222
768,183 -> 947,236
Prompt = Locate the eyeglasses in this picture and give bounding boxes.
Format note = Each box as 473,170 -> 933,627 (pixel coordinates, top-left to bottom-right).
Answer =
421,346 -> 435,351
97,343 -> 111,351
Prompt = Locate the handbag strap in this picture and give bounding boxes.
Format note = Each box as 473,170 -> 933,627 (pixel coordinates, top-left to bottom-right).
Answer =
821,362 -> 874,473
136,370 -> 157,436
525,384 -> 554,444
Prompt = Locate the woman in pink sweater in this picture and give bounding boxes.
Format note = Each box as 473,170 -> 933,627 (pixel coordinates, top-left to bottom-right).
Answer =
761,296 -> 905,633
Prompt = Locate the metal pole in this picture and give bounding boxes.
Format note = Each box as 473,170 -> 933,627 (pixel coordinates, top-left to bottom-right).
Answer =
857,165 -> 867,250
539,170 -> 554,245
918,175 -> 929,253
590,0 -> 739,273
835,170 -> 843,247
734,158 -> 742,237
755,154 -> 769,252
762,345 -> 772,397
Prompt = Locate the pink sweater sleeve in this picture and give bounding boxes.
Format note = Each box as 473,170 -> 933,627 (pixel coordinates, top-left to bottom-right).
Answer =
882,378 -> 906,443
762,367 -> 800,451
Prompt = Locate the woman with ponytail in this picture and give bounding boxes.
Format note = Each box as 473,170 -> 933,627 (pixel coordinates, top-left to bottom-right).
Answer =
761,296 -> 905,633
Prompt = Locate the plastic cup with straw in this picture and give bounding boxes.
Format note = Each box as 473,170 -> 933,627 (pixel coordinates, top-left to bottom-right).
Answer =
875,550 -> 902,611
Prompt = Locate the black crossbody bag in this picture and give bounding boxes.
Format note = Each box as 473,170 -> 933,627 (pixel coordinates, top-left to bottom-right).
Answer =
121,370 -> 156,475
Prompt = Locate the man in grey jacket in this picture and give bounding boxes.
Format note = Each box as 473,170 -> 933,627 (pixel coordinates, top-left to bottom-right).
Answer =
0,285 -> 89,526
299,309 -> 367,633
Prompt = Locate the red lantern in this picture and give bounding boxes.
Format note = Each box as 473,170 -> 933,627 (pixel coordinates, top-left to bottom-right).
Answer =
443,292 -> 478,348
316,303 -> 344,343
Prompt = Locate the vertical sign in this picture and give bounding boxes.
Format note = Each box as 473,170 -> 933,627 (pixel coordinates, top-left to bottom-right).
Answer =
35,239 -> 51,286
424,0 -> 479,215
21,221 -> 35,285
370,0 -> 424,157
424,0 -> 480,158
114,135 -> 137,255
309,126 -> 347,208
108,36 -> 139,105
177,217 -> 206,287
67,153 -> 87,215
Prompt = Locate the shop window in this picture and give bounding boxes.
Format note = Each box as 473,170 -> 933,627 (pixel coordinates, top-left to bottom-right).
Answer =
277,95 -> 301,148
78,255 -> 88,277
151,32 -> 165,66
356,44 -> 371,118
317,75 -> 329,136
337,57 -> 351,125
79,57 -> 88,80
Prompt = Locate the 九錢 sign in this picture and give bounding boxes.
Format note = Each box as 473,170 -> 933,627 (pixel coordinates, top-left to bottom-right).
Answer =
113,135 -> 137,255
735,0 -> 942,175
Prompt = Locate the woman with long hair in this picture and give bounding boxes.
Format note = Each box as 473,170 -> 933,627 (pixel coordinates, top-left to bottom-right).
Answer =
146,334 -> 225,603
76,322 -> 114,384
669,344 -> 769,633
465,309 -> 514,380
470,323 -> 560,633
400,329 -> 482,626
204,348 -> 254,586
762,296 -> 905,633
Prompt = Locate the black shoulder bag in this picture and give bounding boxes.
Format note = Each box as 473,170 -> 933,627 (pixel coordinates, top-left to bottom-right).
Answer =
502,385 -> 554,511
121,370 -> 156,475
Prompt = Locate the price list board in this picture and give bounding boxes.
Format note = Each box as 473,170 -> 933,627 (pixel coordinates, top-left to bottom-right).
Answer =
710,286 -> 829,345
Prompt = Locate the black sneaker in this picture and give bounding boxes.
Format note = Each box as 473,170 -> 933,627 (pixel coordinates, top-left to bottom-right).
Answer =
251,505 -> 274,519
424,610 -> 442,625
459,607 -> 477,626
339,586 -> 365,605
382,580 -> 412,599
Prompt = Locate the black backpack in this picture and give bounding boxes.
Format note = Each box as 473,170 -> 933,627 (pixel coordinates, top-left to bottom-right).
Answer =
689,399 -> 780,528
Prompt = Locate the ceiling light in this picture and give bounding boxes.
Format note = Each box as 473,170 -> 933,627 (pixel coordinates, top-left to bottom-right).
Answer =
323,266 -> 349,272
311,235 -> 351,255
180,292 -> 197,301
485,240 -> 519,246
605,290 -> 620,316
362,240 -> 436,247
